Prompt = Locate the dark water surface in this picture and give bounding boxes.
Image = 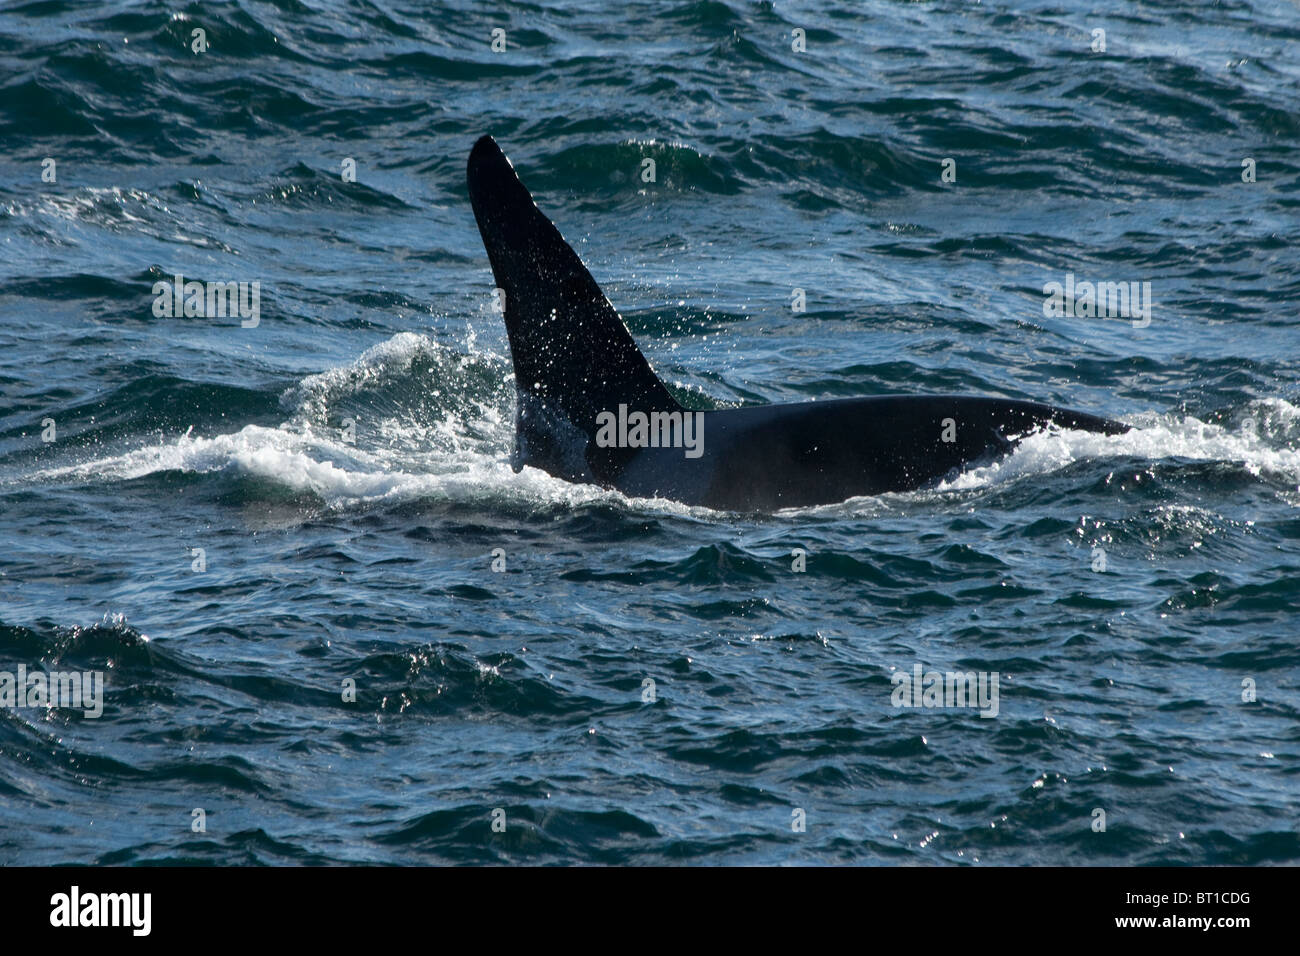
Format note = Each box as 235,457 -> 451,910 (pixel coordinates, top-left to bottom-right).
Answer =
1,0 -> 1298,864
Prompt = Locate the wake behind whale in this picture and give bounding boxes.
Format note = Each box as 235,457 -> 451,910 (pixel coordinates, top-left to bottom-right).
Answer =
466,135 -> 1129,511
11,327 -> 1296,515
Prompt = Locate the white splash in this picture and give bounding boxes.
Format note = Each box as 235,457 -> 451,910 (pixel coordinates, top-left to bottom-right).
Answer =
940,403 -> 1300,491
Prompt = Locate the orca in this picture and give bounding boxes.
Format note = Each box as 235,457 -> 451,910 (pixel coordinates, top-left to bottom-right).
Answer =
466,135 -> 1128,511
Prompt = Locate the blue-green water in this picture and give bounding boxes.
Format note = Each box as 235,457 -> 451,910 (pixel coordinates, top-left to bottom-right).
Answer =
1,0 -> 1298,864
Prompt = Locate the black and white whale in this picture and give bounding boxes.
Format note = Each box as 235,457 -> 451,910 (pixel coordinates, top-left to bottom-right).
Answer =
466,135 -> 1127,511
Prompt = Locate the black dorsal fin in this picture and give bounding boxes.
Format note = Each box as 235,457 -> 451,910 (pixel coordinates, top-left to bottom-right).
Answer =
467,135 -> 680,478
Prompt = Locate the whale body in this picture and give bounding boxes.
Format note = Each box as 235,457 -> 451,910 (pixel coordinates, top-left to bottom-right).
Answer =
466,135 -> 1127,511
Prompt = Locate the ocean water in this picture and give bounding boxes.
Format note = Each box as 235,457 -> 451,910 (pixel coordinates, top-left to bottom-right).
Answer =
1,0 -> 1298,865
